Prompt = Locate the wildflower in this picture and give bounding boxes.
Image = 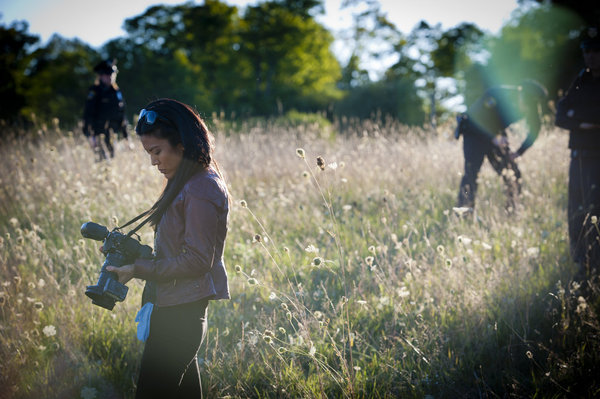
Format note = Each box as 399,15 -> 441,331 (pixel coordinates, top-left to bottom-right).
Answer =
353,366 -> 362,371
365,256 -> 374,266
239,200 -> 247,208
283,247 -> 289,253
452,207 -> 472,216
436,245 -> 445,254
305,244 -> 318,253
247,278 -> 258,285
526,247 -> 540,258
263,335 -> 273,344
42,325 -> 57,337
278,327 -> 286,335
342,204 -> 352,212
445,259 -> 453,267
397,287 -> 410,298
356,300 -> 367,306
481,242 -> 492,250
312,257 -> 323,267
316,156 -> 325,170
278,347 -> 286,354
327,162 -> 338,170
591,215 -> 598,225
281,302 -> 288,310
457,235 -> 472,245
111,216 -> 119,226
368,245 -> 376,254
34,302 -> 44,310
269,292 -> 277,300
313,311 -> 323,320
13,276 -> 21,286
286,311 -> 292,320
576,296 -> 588,314
235,264 -> 242,273
38,279 -> 46,288
9,217 -> 18,228
264,329 -> 275,338
526,351 -> 533,360
253,234 -> 262,243
296,148 -> 305,159
309,345 -> 316,356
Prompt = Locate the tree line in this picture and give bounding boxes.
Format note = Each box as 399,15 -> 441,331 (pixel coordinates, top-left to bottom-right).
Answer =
0,0 -> 595,131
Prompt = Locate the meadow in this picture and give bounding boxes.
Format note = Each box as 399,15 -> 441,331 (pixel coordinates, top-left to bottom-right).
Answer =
0,116 -> 598,398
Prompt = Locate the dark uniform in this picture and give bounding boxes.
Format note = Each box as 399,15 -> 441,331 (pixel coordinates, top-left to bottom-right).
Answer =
555,29 -> 600,277
83,60 -> 127,159
455,82 -> 545,212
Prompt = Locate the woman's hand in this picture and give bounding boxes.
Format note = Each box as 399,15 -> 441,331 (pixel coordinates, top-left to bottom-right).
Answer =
106,264 -> 135,285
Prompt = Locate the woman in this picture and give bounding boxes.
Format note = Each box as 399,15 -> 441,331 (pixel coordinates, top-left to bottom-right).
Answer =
107,98 -> 230,398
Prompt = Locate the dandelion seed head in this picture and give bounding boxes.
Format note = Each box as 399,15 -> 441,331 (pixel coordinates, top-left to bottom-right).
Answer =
9,218 -> 18,228
239,200 -> 247,208
269,292 -> 277,300
296,148 -> 305,159
368,245 -> 376,254
235,264 -> 242,273
591,215 -> 597,225
365,256 -> 374,266
37,279 -> 46,288
436,245 -> 445,254
283,246 -> 289,253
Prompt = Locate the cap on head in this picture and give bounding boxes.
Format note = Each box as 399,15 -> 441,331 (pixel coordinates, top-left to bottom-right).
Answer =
93,59 -> 118,75
581,27 -> 600,51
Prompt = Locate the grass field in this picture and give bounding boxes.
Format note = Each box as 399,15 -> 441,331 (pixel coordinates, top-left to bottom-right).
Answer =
0,116 -> 598,398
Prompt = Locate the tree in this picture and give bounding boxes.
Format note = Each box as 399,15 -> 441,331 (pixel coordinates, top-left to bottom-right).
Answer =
0,20 -> 38,122
22,34 -> 98,125
239,0 -> 341,115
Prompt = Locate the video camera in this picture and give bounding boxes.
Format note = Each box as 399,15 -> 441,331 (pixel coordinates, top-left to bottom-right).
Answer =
81,222 -> 153,310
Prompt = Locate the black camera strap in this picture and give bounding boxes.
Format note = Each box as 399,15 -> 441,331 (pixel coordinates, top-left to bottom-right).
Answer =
117,210 -> 153,239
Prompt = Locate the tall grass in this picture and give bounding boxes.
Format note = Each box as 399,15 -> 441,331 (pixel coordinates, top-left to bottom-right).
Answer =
0,117 -> 598,398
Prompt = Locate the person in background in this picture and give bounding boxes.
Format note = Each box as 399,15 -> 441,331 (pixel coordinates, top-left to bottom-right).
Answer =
555,26 -> 600,282
454,79 -> 548,214
107,98 -> 230,398
83,59 -> 128,160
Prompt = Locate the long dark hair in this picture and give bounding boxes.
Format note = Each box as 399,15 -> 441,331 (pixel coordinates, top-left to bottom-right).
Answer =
124,98 -> 218,231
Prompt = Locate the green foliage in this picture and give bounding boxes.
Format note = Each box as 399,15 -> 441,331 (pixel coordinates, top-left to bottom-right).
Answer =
0,21 -> 39,121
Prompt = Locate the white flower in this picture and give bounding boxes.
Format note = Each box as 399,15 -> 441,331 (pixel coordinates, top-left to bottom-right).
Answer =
526,247 -> 540,258
304,244 -> 318,253
42,325 -> 56,337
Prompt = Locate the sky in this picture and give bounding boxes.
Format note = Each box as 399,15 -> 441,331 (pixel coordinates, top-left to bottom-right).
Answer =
1,0 -> 520,76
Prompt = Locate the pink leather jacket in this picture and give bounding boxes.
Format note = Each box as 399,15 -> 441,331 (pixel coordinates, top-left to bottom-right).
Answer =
133,168 -> 230,307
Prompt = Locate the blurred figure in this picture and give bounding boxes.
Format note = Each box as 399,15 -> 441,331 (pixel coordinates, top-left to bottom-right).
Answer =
555,27 -> 600,280
454,79 -> 548,213
83,59 -> 128,160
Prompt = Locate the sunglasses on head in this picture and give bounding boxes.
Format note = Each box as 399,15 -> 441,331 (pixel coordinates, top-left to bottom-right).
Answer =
138,109 -> 173,126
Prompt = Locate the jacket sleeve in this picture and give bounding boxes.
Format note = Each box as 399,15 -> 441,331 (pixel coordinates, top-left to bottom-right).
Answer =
133,193 -> 220,282
516,109 -> 541,156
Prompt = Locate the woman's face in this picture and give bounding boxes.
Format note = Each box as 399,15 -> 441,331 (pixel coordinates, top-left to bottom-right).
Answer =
140,134 -> 184,180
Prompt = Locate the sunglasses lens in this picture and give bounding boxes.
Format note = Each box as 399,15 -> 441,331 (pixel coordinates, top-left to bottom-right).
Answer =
139,109 -> 158,125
